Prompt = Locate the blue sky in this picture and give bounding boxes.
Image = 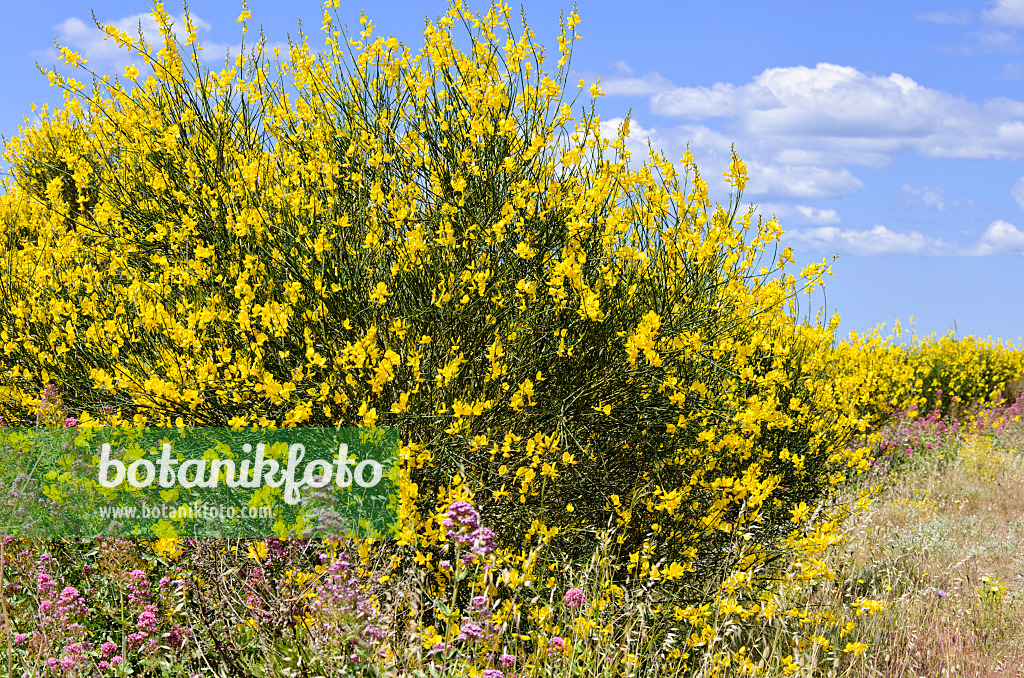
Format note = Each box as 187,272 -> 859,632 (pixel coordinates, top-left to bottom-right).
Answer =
3,1 -> 1023,343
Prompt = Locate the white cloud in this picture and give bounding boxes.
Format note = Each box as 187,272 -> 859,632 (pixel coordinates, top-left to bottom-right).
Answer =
900,184 -> 975,210
771,145 -> 894,168
669,124 -> 735,154
963,219 -> 1024,254
783,220 -> 1024,256
745,163 -> 865,199
636,62 -> 1024,165
654,64 -> 951,138
650,81 -> 779,120
754,203 -> 841,226
983,0 -> 1024,27
1012,176 -> 1024,208
602,62 -> 673,97
917,10 -> 971,24
983,96 -> 1024,116
784,224 -> 956,256
794,205 -> 841,225
903,184 -> 948,210
598,118 -> 739,182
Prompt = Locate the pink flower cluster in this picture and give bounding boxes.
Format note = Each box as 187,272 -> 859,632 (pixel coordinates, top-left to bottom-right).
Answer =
442,501 -> 497,563
562,587 -> 586,609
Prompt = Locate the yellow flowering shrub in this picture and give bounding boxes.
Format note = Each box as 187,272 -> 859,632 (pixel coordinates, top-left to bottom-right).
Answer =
908,332 -> 1024,417
0,0 -> 885,585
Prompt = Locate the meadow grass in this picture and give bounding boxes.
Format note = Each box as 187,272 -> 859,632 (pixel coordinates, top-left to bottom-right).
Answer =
845,434 -> 1024,675
743,401 -> 1024,677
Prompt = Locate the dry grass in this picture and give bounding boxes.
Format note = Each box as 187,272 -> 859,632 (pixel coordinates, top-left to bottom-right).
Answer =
838,432 -> 1024,677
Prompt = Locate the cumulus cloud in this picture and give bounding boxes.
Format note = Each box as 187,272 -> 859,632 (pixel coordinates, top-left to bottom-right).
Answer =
793,205 -> 842,225
744,162 -> 865,199
784,225 -> 954,256
783,220 -> 1024,256
597,118 -> 739,185
771,144 -> 895,168
649,81 -> 779,120
963,219 -> 1024,254
903,185 -> 947,210
654,64 -> 947,137
635,62 -> 1024,168
983,0 -> 1024,27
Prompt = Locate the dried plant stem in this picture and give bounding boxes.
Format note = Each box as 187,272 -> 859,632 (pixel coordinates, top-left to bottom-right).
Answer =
0,538 -> 12,678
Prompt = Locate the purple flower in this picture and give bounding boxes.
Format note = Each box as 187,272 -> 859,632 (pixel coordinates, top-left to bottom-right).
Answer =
471,526 -> 497,556
443,501 -> 481,545
563,587 -> 586,609
483,670 -> 504,678
428,642 -> 451,657
36,572 -> 57,597
126,569 -> 150,604
136,605 -> 159,634
363,624 -> 387,641
460,618 -> 485,640
936,589 -> 948,598
500,653 -> 516,669
13,634 -> 26,645
127,631 -> 148,652
443,500 -> 479,528
548,636 -> 568,655
101,640 -> 118,657
64,417 -> 78,427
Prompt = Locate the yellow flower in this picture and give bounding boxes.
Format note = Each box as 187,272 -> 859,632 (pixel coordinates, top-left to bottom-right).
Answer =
153,538 -> 181,560
369,281 -> 391,304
